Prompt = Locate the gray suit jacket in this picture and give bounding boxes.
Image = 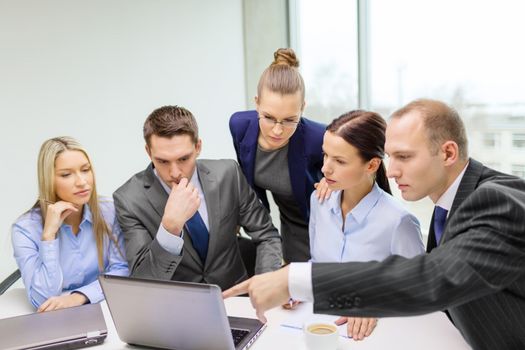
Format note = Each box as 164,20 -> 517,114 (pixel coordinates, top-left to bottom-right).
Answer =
311,159 -> 525,350
113,159 -> 282,290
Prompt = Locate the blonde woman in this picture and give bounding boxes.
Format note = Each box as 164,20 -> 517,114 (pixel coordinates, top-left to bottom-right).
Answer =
12,137 -> 128,312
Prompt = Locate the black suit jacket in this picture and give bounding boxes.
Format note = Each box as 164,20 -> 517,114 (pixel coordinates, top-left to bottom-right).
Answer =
311,159 -> 525,349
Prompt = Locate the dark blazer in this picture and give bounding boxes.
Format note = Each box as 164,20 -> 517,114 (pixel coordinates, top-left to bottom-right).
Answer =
229,110 -> 325,220
310,159 -> 525,350
113,159 -> 282,291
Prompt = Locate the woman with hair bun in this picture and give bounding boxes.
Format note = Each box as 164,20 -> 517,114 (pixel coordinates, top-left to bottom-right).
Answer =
309,110 -> 425,340
230,48 -> 327,265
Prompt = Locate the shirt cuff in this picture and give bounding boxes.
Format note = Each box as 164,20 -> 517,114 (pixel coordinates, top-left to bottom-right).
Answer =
288,262 -> 314,302
156,224 -> 184,255
72,282 -> 100,304
39,239 -> 60,269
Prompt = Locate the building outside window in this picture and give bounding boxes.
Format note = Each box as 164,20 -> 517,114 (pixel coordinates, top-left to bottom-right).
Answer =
292,0 -> 525,235
512,133 -> 525,149
511,164 -> 525,179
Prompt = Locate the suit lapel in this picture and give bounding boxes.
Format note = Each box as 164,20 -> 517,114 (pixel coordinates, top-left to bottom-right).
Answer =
144,163 -> 203,268
196,161 -> 220,269
441,159 -> 483,244
426,210 -> 438,252
288,121 -> 307,216
449,159 -> 483,217
427,159 -> 483,250
143,164 -> 169,220
239,116 -> 259,187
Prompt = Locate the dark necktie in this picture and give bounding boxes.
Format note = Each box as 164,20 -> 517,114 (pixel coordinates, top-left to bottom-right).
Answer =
433,206 -> 448,245
185,211 -> 209,262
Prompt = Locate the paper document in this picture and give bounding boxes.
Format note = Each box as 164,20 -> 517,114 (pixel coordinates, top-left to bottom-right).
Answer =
280,302 -> 351,338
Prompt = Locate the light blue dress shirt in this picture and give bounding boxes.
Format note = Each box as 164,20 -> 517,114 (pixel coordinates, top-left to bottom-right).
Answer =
154,168 -> 209,256
309,183 -> 424,263
11,199 -> 129,308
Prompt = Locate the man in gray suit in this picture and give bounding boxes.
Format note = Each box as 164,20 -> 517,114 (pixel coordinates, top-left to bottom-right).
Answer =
225,99 -> 525,349
114,105 -> 282,290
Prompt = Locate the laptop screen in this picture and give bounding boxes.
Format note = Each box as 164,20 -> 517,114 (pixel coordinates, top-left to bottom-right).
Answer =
99,274 -> 264,350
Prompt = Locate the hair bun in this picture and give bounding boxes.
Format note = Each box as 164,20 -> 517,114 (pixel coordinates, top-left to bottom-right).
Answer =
272,48 -> 299,68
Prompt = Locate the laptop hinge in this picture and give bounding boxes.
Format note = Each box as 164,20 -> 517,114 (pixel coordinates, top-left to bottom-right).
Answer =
86,331 -> 102,337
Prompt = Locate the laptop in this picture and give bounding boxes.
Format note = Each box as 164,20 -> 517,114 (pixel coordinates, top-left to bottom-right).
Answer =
0,303 -> 107,350
99,274 -> 265,350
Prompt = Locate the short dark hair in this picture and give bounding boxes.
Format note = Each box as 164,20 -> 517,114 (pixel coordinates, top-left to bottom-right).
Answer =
143,105 -> 198,146
391,99 -> 468,159
327,110 -> 391,194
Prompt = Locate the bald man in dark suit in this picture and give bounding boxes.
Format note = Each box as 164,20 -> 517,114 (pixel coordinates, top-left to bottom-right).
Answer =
225,99 -> 525,349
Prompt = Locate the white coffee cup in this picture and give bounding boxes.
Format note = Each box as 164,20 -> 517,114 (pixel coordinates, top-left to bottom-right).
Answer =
303,322 -> 339,350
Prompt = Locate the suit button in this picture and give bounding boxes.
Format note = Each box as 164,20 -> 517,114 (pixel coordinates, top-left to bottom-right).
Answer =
329,303 -> 335,309
354,297 -> 361,307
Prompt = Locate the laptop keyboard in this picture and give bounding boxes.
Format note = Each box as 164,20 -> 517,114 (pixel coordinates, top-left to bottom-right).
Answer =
231,328 -> 250,346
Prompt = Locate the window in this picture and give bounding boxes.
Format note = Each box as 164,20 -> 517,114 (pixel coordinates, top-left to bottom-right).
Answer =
511,164 -> 525,179
293,0 -> 525,234
512,133 -> 525,149
483,133 -> 500,149
293,0 -> 358,121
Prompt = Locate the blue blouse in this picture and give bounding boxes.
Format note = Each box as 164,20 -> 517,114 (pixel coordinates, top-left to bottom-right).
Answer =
309,183 -> 425,262
12,199 -> 129,308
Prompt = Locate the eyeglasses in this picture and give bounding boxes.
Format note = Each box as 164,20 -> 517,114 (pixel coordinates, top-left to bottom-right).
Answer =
258,115 -> 300,129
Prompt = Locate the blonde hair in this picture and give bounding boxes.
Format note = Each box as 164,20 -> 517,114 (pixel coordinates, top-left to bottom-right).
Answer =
36,136 -> 116,270
257,48 -> 305,101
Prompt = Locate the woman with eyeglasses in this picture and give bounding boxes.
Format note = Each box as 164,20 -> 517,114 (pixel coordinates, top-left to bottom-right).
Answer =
229,48 -> 326,265
309,110 -> 424,340
12,137 -> 129,312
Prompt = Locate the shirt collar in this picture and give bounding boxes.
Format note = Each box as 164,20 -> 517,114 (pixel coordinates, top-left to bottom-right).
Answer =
328,183 -> 382,224
154,167 -> 200,194
81,204 -> 92,224
62,204 -> 92,231
435,162 -> 469,211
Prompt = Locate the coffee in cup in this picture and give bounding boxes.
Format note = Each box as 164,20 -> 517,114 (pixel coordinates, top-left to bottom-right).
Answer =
304,322 -> 338,350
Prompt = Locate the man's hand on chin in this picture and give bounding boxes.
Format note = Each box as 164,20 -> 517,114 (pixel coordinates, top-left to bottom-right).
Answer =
223,265 -> 291,323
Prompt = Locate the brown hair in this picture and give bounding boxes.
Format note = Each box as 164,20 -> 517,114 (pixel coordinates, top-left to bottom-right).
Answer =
327,110 -> 391,194
257,48 -> 305,101
391,99 -> 468,159
143,105 -> 198,146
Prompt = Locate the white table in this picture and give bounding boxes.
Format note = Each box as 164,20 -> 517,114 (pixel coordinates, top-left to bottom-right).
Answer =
0,288 -> 471,349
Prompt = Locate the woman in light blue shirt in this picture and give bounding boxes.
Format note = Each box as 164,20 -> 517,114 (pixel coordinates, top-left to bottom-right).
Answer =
12,137 -> 128,311
309,110 -> 424,340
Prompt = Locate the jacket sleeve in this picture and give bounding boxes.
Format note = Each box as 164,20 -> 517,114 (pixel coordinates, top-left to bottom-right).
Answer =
233,161 -> 283,274
113,190 -> 183,280
311,182 -> 525,317
11,222 -> 63,308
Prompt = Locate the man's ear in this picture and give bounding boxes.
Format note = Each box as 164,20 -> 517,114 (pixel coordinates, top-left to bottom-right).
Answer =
145,144 -> 152,159
195,139 -> 202,156
441,141 -> 459,166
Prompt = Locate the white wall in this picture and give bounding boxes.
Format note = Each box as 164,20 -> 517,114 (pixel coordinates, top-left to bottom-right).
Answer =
0,0 -> 246,281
